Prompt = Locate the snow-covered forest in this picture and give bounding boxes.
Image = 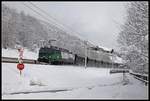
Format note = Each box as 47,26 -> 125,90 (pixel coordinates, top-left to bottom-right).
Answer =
2,4 -> 113,62
2,4 -> 47,50
117,2 -> 148,74
2,4 -> 109,60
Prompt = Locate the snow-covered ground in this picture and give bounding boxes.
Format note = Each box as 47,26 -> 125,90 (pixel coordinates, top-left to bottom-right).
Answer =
2,63 -> 148,99
2,48 -> 38,60
2,48 -> 148,99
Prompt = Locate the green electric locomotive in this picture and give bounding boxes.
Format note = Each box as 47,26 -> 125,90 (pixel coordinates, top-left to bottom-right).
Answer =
38,46 -> 75,64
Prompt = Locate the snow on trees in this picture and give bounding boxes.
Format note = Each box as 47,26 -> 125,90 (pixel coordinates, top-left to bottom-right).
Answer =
2,4 -> 113,63
2,4 -> 48,51
117,2 -> 148,74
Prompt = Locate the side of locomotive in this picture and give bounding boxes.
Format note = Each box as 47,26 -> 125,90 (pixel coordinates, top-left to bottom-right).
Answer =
38,46 -> 75,64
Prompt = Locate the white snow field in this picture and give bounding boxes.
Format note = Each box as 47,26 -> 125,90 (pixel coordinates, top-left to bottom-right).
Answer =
2,63 -> 148,99
2,48 -> 38,60
2,48 -> 148,99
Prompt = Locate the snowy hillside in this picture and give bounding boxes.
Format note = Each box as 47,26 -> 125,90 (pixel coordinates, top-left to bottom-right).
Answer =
2,4 -> 115,63
2,63 -> 148,99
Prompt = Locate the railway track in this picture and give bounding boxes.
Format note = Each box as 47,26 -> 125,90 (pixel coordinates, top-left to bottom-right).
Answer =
2,57 -> 39,64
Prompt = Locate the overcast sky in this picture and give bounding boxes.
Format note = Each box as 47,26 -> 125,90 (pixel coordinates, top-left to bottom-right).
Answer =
3,1 -> 128,50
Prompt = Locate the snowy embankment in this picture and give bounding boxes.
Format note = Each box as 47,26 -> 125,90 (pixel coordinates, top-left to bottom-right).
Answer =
2,63 -> 148,99
2,48 -> 38,60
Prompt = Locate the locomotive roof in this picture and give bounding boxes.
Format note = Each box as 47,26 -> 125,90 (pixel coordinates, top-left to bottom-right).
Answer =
40,46 -> 71,53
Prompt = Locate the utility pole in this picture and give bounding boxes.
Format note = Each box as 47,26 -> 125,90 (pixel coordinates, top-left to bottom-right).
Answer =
84,41 -> 88,68
111,49 -> 126,84
112,53 -> 114,69
110,49 -> 114,69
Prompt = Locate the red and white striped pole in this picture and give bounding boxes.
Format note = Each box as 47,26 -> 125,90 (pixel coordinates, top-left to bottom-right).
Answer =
17,47 -> 24,76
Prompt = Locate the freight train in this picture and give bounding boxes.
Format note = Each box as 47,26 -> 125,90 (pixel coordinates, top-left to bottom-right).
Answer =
38,46 -> 121,68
